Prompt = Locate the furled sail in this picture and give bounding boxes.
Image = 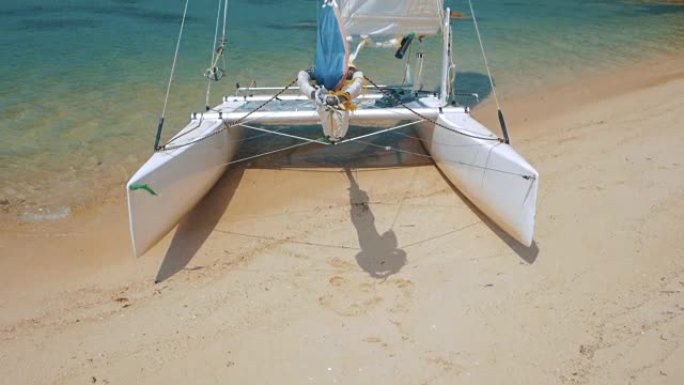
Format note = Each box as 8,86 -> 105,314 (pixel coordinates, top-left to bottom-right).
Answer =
315,0 -> 349,91
339,0 -> 444,36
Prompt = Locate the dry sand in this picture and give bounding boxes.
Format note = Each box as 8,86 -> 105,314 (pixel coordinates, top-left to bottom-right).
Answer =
1,54 -> 683,384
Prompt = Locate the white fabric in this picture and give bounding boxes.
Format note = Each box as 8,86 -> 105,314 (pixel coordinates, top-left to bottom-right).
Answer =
340,0 -> 443,36
319,105 -> 349,142
297,70 -> 317,100
344,71 -> 365,98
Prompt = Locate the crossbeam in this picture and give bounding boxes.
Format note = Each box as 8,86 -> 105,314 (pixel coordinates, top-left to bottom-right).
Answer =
222,93 -> 386,103
193,107 -> 463,126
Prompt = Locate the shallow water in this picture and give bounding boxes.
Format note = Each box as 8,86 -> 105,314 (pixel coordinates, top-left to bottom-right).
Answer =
0,0 -> 682,219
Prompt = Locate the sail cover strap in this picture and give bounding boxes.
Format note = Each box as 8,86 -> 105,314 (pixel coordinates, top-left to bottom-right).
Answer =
315,1 -> 349,91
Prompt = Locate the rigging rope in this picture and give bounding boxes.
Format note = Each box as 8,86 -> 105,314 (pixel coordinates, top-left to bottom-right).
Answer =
204,0 -> 225,108
221,77 -> 297,128
237,123 -> 330,146
221,0 -> 228,41
467,0 -> 511,143
223,141 -> 314,167
154,0 -> 190,150
468,0 -> 499,111
356,139 -> 432,159
161,0 -> 190,119
162,78 -> 298,151
401,43 -> 413,86
357,138 -> 531,179
362,75 -> 503,143
416,36 -> 425,91
204,0 -> 230,108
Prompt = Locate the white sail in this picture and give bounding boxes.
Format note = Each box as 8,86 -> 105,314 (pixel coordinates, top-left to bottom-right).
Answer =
340,0 -> 444,36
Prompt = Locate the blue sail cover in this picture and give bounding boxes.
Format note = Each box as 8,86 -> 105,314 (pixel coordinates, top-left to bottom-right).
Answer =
315,2 -> 348,91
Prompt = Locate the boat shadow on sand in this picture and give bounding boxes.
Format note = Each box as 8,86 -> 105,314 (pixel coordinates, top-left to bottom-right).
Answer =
433,165 -> 540,264
155,129 -> 420,283
154,166 -> 245,283
345,168 -> 407,279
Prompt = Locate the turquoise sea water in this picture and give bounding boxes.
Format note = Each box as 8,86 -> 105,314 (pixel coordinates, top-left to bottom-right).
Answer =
0,0 -> 682,219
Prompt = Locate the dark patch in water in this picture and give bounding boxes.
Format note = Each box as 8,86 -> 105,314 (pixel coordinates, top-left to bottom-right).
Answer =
619,0 -> 684,15
453,72 -> 492,107
1,4 -> 200,25
236,0 -> 302,4
0,5 -> 51,18
634,4 -> 684,15
20,18 -> 99,31
109,0 -> 143,4
268,19 -> 317,31
105,7 -> 194,24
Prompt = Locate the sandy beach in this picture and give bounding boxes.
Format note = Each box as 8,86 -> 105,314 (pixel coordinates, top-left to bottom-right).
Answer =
1,54 -> 683,384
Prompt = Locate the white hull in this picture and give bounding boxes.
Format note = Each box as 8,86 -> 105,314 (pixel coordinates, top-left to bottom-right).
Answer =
127,97 -> 537,257
126,119 -> 242,257
417,110 -> 538,246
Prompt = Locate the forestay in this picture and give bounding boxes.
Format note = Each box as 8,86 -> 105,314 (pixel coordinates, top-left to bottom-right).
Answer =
340,0 -> 444,36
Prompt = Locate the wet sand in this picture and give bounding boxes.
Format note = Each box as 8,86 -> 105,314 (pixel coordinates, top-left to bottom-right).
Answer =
1,54 -> 683,384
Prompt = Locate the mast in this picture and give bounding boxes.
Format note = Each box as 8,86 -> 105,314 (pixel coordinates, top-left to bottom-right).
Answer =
440,6 -> 451,106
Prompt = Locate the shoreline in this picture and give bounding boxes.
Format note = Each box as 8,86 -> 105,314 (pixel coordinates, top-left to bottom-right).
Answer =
1,52 -> 683,384
472,51 -> 684,131
2,51 -> 682,293
1,48 -> 683,220
3,52 -> 681,224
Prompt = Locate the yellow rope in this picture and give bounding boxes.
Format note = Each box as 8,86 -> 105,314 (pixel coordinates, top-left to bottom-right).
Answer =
328,90 -> 357,111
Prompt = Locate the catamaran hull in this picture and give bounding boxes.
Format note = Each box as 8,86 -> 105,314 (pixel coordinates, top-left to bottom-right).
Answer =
126,121 -> 242,257
417,111 -> 538,246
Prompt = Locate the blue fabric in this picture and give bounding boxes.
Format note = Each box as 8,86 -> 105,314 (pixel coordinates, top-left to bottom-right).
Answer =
314,3 -> 347,90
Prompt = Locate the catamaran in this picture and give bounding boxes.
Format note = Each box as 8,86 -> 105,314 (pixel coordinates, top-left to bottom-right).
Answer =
126,0 -> 539,257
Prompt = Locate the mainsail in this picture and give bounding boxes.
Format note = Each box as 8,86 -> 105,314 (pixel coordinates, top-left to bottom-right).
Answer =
339,0 -> 444,36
